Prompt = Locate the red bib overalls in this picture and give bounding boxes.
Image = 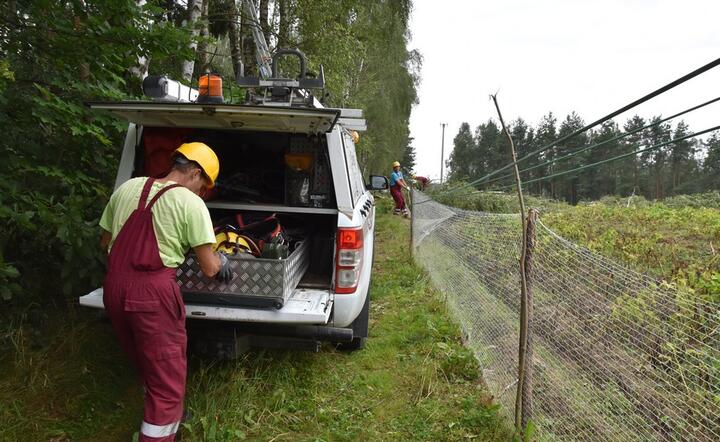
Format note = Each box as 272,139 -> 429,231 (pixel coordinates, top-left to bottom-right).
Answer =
103,178 -> 186,441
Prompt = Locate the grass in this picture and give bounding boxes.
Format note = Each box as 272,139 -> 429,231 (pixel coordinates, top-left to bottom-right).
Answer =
0,203 -> 512,441
542,203 -> 720,278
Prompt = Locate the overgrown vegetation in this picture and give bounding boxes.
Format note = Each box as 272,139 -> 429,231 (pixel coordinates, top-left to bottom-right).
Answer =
0,208 -> 511,441
433,188 -> 720,279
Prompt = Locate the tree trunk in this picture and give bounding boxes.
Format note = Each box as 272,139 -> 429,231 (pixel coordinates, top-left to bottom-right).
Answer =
259,0 -> 271,47
128,0 -> 150,80
181,0 -> 203,82
7,0 -> 16,25
68,0 -> 91,81
196,0 -> 211,75
228,0 -> 243,80
278,0 -> 290,48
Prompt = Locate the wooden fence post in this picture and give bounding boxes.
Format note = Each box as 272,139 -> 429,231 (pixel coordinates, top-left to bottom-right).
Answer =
409,186 -> 414,257
522,209 -> 538,429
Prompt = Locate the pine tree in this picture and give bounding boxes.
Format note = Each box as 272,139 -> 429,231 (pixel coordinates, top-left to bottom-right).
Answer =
555,112 -> 587,204
510,118 -> 534,190
668,121 -> 698,194
583,120 -> 621,199
475,120 -> 503,179
447,123 -> 476,182
532,113 -> 557,196
643,116 -> 672,199
401,136 -> 417,175
621,115 -> 646,196
703,131 -> 720,190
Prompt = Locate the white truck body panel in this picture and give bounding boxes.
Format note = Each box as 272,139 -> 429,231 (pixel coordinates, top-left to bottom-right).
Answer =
332,197 -> 374,327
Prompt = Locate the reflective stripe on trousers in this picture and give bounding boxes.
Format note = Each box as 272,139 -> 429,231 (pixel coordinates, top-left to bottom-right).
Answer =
142,420 -> 181,439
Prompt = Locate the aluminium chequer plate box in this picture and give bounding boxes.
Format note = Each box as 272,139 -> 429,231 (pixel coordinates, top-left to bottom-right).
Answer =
177,240 -> 310,309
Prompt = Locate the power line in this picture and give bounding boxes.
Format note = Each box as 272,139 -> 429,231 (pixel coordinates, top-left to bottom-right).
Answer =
484,95 -> 720,186
499,124 -> 720,189
437,56 -> 720,196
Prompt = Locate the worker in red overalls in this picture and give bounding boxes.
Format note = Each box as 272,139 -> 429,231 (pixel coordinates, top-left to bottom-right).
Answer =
412,174 -> 429,191
389,161 -> 410,217
100,142 -> 232,441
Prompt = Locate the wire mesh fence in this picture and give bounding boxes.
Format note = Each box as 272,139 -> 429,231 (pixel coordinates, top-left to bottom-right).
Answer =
411,191 -> 720,441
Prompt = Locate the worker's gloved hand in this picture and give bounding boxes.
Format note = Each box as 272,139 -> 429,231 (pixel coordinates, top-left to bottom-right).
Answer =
215,252 -> 233,284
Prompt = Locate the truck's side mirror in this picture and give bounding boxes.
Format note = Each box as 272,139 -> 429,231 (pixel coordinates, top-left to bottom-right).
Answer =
366,175 -> 389,190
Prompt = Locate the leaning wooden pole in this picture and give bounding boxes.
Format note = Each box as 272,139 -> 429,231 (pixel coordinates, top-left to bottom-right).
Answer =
490,94 -> 529,433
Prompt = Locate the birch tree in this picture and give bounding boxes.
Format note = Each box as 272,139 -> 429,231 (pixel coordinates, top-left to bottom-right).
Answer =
182,0 -> 203,82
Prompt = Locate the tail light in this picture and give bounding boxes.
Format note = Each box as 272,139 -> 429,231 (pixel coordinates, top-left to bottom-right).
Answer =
335,227 -> 363,294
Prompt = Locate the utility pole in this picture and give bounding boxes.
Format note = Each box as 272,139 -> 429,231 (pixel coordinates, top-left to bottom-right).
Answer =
440,123 -> 447,183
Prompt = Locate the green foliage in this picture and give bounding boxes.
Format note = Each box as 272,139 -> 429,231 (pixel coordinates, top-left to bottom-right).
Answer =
0,1 -> 193,313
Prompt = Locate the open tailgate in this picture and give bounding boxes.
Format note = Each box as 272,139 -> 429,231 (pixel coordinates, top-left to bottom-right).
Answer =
79,288 -> 332,324
87,102 -> 340,134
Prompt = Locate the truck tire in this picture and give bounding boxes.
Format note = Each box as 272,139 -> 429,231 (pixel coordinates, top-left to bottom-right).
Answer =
336,290 -> 369,351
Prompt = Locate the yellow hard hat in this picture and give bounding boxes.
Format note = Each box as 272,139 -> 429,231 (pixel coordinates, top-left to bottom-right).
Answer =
392,161 -> 400,168
175,142 -> 220,188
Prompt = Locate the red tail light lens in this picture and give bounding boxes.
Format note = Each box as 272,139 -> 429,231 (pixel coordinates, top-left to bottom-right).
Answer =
338,228 -> 363,249
335,227 -> 364,294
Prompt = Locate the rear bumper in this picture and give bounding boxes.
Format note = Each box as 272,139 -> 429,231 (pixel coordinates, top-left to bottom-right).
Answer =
79,287 -> 333,325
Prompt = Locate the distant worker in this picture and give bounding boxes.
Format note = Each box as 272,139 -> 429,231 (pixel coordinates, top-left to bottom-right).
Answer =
99,142 -> 233,442
412,174 -> 429,191
389,160 -> 410,217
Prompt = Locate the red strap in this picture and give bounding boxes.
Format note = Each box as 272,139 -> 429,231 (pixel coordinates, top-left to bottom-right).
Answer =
138,178 -> 156,210
145,183 -> 182,210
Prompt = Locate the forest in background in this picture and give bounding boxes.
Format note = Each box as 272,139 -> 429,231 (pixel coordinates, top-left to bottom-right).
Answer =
446,113 -> 720,204
0,0 -> 420,314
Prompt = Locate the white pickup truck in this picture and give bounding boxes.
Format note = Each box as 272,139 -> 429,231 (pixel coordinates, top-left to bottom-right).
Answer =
79,83 -> 388,354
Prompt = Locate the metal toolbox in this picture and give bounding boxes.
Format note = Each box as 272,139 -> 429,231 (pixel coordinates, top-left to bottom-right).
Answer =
176,240 -> 310,309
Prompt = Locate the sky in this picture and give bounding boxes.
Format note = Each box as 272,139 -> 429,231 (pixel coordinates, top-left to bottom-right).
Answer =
408,0 -> 720,181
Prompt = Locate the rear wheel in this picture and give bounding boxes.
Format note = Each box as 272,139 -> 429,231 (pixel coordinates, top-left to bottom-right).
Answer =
337,335 -> 366,351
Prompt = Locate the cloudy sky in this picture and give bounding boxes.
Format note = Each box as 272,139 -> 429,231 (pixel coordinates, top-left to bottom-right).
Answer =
408,0 -> 720,181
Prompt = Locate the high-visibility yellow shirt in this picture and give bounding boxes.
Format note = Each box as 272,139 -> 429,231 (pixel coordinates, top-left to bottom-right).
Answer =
99,177 -> 215,268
